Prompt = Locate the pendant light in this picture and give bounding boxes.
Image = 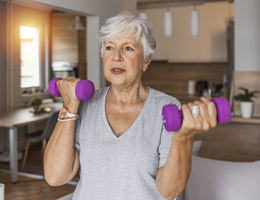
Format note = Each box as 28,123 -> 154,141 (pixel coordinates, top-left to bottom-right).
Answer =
164,0 -> 172,37
139,13 -> 147,19
70,16 -> 85,30
139,0 -> 147,19
191,0 -> 199,36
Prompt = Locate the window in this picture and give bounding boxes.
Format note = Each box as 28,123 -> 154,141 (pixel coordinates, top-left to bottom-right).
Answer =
11,6 -> 50,108
20,26 -> 40,88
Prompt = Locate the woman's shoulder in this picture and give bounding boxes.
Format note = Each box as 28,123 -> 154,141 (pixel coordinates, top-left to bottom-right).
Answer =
92,86 -> 110,99
149,88 -> 181,109
87,86 -> 111,101
80,86 -> 110,106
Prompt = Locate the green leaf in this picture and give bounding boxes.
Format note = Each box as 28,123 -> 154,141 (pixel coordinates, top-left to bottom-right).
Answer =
234,88 -> 259,101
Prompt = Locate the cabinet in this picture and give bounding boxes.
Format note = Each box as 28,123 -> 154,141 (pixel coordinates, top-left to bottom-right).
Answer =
145,8 -> 168,60
229,2 -> 234,20
51,12 -> 86,79
168,5 -> 198,62
144,2 -> 233,62
197,2 -> 230,62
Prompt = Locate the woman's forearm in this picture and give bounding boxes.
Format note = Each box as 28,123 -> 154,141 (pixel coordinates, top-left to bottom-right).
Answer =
156,135 -> 193,199
44,120 -> 80,186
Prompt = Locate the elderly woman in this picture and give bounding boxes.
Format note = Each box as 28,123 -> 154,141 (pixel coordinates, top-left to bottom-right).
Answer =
44,11 -> 217,200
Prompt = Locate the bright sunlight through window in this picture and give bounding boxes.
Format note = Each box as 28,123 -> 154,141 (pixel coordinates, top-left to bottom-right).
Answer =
20,26 -> 40,88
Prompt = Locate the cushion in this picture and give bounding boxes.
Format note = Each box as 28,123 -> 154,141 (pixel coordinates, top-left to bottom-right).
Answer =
184,156 -> 260,200
192,140 -> 202,156
178,140 -> 202,200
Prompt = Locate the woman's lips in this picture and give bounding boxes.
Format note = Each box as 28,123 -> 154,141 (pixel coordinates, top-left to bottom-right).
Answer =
111,68 -> 125,75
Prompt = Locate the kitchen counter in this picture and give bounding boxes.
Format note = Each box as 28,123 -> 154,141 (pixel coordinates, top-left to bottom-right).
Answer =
231,116 -> 260,124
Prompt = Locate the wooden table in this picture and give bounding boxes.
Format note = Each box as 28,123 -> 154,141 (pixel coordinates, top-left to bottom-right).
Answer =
0,102 -> 62,183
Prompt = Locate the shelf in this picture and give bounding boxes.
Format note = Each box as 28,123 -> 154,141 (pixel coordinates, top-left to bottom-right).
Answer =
165,92 -> 201,100
230,116 -> 260,125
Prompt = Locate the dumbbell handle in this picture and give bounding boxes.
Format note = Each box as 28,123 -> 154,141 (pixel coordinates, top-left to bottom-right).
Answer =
49,78 -> 95,101
162,97 -> 232,132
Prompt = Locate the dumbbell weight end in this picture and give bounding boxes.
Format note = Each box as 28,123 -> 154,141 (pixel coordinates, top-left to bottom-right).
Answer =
49,78 -> 62,97
162,104 -> 184,132
212,98 -> 232,125
75,80 -> 95,101
162,97 -> 232,132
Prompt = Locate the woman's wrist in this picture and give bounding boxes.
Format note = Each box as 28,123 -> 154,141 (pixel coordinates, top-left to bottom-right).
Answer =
172,132 -> 194,144
63,102 -> 79,114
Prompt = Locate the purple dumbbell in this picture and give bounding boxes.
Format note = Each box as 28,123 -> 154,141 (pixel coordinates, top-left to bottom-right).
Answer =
49,78 -> 95,101
162,97 -> 232,132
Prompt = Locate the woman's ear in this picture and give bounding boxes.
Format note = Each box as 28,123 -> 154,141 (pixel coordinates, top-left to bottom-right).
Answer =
142,54 -> 152,72
145,54 -> 152,66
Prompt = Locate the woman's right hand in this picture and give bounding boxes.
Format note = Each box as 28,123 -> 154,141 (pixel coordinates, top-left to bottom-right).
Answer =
56,77 -> 80,113
44,77 -> 80,186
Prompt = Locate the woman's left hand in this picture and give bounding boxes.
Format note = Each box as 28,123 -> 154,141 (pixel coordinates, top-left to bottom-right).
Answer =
156,96 -> 217,198
174,96 -> 217,139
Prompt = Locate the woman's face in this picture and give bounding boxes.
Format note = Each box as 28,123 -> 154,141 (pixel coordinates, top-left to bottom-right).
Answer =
103,34 -> 150,88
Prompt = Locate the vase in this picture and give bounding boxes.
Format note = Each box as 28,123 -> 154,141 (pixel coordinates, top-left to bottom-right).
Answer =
33,105 -> 40,112
240,101 -> 253,118
0,183 -> 4,200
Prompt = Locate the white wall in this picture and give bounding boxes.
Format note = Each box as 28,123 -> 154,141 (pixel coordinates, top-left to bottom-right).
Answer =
0,2 -> 7,113
235,0 -> 260,71
87,16 -> 102,89
0,2 -> 7,152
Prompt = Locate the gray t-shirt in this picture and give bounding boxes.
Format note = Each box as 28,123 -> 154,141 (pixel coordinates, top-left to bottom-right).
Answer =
72,86 -> 181,200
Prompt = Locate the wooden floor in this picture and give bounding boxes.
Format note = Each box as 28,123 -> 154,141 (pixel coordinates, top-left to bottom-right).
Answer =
0,122 -> 259,199
0,143 -> 78,200
0,143 -> 79,181
0,172 -> 76,200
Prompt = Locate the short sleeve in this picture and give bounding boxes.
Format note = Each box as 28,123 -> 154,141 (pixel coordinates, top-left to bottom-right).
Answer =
158,99 -> 181,168
74,101 -> 83,150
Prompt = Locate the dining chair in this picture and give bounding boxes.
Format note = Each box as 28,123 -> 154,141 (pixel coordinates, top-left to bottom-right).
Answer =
22,111 -> 59,169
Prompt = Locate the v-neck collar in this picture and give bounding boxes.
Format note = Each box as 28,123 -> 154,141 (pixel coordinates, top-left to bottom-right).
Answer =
102,86 -> 153,141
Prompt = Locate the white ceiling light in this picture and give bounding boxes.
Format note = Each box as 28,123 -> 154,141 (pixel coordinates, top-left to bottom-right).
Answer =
139,0 -> 147,19
164,0 -> 172,37
139,13 -> 147,19
191,0 -> 199,36
70,16 -> 85,30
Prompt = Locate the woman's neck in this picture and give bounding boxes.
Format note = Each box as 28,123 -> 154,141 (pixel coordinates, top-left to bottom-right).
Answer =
107,82 -> 149,105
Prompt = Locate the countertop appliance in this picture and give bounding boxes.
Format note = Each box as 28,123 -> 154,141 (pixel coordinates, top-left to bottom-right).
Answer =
52,62 -> 78,78
196,80 -> 208,96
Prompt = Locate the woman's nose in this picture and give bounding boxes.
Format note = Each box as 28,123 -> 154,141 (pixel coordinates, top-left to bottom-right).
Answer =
113,49 -> 123,62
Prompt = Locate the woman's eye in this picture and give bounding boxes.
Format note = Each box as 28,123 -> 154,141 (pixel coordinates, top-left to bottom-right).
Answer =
105,46 -> 113,50
125,47 -> 134,51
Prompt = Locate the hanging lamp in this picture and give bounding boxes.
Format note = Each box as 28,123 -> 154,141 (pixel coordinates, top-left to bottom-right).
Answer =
191,0 -> 199,36
139,0 -> 147,19
70,16 -> 85,30
164,0 -> 172,37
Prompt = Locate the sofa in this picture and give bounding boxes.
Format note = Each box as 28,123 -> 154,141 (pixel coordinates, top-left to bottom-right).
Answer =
178,141 -> 260,200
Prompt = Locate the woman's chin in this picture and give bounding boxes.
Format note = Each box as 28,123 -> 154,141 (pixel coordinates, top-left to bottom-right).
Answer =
108,78 -> 128,87
110,82 -> 127,87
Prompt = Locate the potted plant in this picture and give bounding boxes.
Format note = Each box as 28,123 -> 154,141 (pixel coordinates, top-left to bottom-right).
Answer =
234,87 -> 259,118
29,98 -> 42,112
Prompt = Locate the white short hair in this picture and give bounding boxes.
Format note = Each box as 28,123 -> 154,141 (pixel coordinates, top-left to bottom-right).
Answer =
98,11 -> 156,60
